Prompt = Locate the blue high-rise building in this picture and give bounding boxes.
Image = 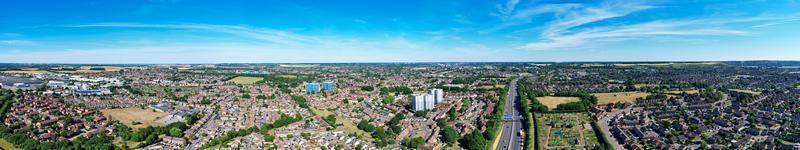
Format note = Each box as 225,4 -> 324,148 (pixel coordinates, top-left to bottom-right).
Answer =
322,81 -> 334,92
305,83 -> 320,93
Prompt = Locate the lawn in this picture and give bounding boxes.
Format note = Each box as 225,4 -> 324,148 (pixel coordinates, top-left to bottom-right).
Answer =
227,76 -> 264,84
0,139 -> 17,150
536,113 -> 600,149
592,92 -> 651,105
536,96 -> 580,110
664,90 -> 700,95
100,107 -> 169,129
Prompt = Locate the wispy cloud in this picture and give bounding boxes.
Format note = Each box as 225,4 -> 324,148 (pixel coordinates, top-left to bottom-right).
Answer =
751,18 -> 800,28
521,20 -> 750,50
0,40 -> 34,45
70,23 -> 324,46
353,19 -> 368,24
495,0 -> 520,15
508,0 -> 793,50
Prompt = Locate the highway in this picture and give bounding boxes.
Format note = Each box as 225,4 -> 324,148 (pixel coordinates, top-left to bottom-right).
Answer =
496,78 -> 522,150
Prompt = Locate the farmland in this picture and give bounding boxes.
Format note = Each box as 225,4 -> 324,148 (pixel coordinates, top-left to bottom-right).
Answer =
536,96 -> 580,110
0,70 -> 51,74
100,107 -> 169,129
592,92 -> 651,105
536,113 -> 601,150
227,76 -> 264,84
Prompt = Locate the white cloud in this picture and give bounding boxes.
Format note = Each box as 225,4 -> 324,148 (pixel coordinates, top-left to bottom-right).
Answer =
512,1 -> 790,50
0,40 -> 34,45
496,0 -> 520,15
751,18 -> 800,28
521,20 -> 750,50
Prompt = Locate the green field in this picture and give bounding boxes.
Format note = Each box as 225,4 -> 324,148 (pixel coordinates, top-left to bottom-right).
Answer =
0,139 -> 17,150
536,96 -> 580,110
227,76 -> 264,84
536,113 -> 600,150
592,92 -> 651,105
100,107 -> 169,130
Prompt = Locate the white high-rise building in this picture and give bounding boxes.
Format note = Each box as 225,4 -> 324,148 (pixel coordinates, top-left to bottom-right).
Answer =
410,88 -> 447,112
428,88 -> 444,104
412,94 -> 427,112
424,94 -> 435,110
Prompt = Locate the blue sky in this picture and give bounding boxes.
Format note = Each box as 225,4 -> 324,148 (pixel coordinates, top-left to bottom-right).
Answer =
0,0 -> 799,63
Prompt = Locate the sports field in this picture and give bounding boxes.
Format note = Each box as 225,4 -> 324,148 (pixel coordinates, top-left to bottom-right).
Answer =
536,96 -> 580,110
100,107 -> 169,129
227,76 -> 263,84
592,92 -> 651,104
536,113 -> 600,150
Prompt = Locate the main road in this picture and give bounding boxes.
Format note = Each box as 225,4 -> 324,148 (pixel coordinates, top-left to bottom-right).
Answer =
496,78 -> 522,150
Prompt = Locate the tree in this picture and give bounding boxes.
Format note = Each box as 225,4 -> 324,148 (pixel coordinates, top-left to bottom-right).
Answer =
324,114 -> 337,127
382,95 -> 395,104
448,108 -> 458,121
360,86 -> 374,91
441,126 -> 459,145
169,127 -> 183,137
357,120 -> 376,132
200,97 -> 211,105
401,137 -> 425,148
436,118 -> 447,127
460,130 -> 488,150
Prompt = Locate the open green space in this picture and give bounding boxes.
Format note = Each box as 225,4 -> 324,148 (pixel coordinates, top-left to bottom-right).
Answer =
536,113 -> 600,149
227,76 -> 264,84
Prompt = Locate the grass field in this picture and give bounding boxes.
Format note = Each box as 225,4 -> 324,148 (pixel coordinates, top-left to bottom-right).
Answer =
592,92 -> 651,105
479,84 -> 506,89
100,108 -> 169,129
0,139 -> 17,150
275,75 -> 298,78
729,89 -> 762,95
536,113 -> 600,150
227,76 -> 264,84
536,96 -> 580,110
665,90 -> 700,94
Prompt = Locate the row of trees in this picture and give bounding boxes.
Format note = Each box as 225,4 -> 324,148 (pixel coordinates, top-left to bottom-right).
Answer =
517,81 -> 537,149
291,95 -> 309,109
0,89 -> 15,120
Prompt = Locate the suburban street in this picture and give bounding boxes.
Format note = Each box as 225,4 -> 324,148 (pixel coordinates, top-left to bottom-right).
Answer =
496,78 -> 522,150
